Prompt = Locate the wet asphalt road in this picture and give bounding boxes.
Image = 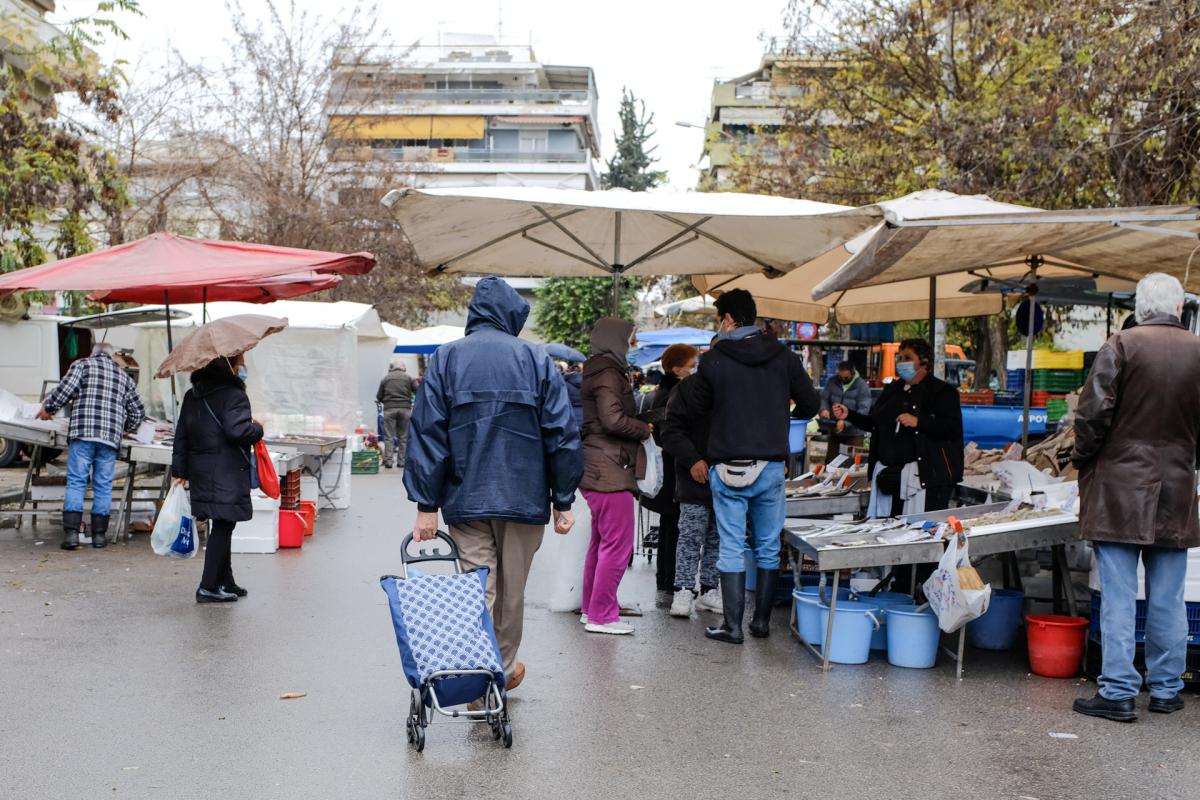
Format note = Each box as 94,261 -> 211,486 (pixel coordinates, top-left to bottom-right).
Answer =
2,472 -> 1198,800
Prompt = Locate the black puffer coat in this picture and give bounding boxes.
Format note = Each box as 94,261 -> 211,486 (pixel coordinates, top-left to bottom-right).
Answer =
171,365 -> 264,522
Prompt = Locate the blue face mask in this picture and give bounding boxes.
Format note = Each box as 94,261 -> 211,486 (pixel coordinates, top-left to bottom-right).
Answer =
237,366 -> 249,381
896,361 -> 917,382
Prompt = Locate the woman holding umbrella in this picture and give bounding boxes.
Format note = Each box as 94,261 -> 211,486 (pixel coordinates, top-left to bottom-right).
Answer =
160,316 -> 285,603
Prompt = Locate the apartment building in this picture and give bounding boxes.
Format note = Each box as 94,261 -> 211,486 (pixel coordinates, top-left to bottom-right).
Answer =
327,34 -> 601,191
0,0 -> 81,98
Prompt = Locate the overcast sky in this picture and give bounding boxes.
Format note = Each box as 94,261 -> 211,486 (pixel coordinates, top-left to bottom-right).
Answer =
54,0 -> 792,190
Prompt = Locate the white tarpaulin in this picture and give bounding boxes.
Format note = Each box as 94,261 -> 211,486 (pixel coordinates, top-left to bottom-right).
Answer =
383,186 -> 883,278
813,202 -> 1200,299
138,300 -> 391,434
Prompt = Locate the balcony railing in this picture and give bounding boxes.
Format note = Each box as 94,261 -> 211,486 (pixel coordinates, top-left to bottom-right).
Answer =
340,87 -> 595,107
332,146 -> 589,164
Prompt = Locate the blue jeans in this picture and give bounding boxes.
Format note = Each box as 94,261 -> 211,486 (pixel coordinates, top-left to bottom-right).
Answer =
1094,542 -> 1189,701
65,440 -> 118,516
711,460 -> 786,572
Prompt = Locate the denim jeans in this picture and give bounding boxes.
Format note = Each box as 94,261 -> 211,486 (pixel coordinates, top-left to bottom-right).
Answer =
710,460 -> 786,572
65,440 -> 118,516
1094,542 -> 1189,701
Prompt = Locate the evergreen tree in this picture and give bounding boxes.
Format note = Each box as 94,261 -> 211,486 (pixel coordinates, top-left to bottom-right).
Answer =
601,88 -> 666,190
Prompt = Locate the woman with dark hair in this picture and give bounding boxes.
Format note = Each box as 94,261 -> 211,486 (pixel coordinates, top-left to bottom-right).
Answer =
642,343 -> 698,595
834,338 -> 963,516
171,353 -> 264,603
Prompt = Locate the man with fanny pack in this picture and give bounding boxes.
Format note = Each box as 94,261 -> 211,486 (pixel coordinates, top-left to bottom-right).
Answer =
689,289 -> 821,644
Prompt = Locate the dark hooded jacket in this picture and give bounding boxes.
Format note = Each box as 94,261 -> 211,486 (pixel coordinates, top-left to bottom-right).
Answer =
580,318 -> 651,493
659,373 -> 712,506
171,362 -> 264,522
563,370 -> 583,433
403,276 -> 582,526
690,329 -> 820,463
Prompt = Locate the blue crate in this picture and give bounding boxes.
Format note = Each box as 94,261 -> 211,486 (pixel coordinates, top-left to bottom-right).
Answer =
993,392 -> 1022,406
1088,590 -> 1200,644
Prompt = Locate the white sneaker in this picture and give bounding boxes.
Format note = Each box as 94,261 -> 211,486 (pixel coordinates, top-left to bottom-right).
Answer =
695,588 -> 724,613
579,613 -> 588,625
585,621 -> 634,635
669,589 -> 694,617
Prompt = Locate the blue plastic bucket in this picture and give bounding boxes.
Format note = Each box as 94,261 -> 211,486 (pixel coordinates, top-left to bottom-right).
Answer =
818,600 -> 881,664
864,592 -> 916,651
886,604 -> 940,668
967,588 -> 1025,650
793,586 -> 852,645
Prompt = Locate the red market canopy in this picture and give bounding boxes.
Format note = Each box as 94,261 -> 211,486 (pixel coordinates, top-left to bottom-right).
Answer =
0,233 -> 375,303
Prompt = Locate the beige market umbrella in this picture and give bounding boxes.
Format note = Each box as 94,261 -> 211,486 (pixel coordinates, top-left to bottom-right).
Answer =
155,315 -> 289,378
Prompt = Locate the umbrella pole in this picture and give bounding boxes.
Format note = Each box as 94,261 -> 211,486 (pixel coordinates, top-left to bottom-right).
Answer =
611,211 -> 623,317
164,290 -> 178,419
203,287 -> 208,323
1106,293 -> 1113,338
1020,297 -> 1036,451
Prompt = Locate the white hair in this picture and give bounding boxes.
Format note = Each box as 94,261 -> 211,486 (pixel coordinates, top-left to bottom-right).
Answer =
91,342 -> 115,357
1135,272 -> 1185,322
390,359 -> 407,372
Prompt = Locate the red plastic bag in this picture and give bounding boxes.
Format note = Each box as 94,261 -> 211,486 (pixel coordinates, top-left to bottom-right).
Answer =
254,440 -> 280,499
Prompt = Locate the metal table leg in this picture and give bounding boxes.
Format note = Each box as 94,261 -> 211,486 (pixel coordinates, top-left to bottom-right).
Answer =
114,459 -> 137,542
17,444 -> 39,530
820,569 -> 841,671
956,628 -> 966,680
1052,544 -> 1078,617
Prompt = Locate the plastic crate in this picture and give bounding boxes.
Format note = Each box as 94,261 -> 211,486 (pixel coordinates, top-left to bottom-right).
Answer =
960,391 -> 994,406
993,392 -> 1022,406
1046,398 -> 1069,423
351,449 -> 380,475
1085,637 -> 1200,686
1088,590 -> 1200,644
1008,350 -> 1085,370
1032,370 -> 1085,392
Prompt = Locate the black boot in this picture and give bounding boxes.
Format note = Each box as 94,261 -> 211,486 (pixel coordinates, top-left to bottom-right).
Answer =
90,514 -> 110,548
61,511 -> 83,550
196,587 -> 238,603
749,568 -> 778,638
705,572 -> 745,644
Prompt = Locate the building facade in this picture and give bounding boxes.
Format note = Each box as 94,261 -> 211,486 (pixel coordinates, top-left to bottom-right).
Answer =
327,34 -> 601,191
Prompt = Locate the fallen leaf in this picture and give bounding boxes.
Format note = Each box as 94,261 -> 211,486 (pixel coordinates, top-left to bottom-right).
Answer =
279,692 -> 307,700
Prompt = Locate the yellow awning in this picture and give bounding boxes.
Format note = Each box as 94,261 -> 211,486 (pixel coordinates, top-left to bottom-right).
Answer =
330,115 -> 486,140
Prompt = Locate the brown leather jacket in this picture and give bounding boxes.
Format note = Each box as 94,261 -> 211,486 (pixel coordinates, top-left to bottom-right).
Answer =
1072,315 -> 1200,548
580,319 -> 651,493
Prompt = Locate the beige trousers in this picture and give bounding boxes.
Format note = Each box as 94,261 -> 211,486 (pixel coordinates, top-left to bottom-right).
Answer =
449,519 -> 545,676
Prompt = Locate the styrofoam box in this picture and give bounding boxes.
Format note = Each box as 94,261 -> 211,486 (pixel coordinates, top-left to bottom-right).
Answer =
1089,548 -> 1200,602
232,501 -> 279,554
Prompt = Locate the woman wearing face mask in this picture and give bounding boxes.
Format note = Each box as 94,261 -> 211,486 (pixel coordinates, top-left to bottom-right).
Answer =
641,344 -> 699,597
171,353 -> 264,603
833,338 -> 963,517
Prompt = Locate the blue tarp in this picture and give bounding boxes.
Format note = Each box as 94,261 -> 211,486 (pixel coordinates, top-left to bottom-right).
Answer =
635,327 -> 715,346
393,343 -> 439,355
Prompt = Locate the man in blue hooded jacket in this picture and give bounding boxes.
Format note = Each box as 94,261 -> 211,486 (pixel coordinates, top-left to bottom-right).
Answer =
404,276 -> 583,691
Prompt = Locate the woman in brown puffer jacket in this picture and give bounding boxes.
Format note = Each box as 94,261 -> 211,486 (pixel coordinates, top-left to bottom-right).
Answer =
579,317 -> 651,635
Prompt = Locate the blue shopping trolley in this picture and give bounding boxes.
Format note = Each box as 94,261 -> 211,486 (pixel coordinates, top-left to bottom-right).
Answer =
380,532 -> 512,751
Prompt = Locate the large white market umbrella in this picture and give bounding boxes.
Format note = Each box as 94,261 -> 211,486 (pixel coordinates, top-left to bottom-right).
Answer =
381,187 -> 883,309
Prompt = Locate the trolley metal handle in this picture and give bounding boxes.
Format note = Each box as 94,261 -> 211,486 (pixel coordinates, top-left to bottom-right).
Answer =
400,531 -> 461,578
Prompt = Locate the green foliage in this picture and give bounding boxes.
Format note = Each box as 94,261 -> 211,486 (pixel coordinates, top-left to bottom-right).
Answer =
601,88 -> 666,191
0,1 -> 139,310
534,277 -> 637,354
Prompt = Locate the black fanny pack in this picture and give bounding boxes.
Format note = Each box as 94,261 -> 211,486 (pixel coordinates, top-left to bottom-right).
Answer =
875,465 -> 904,496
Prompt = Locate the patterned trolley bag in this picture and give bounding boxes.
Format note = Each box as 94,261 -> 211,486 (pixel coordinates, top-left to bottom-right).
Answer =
380,532 -> 512,751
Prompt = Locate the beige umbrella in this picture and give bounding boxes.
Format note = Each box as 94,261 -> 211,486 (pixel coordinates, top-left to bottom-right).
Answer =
155,315 -> 288,378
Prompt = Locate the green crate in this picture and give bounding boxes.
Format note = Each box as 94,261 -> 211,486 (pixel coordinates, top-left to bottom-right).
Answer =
351,449 -> 380,475
1031,369 -> 1084,392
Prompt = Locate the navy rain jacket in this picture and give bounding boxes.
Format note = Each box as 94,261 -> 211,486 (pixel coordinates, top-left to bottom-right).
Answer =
403,277 -> 583,526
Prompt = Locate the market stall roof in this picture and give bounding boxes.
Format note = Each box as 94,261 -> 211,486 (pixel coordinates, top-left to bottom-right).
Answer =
137,300 -> 387,338
62,306 -> 191,329
0,232 -> 374,303
812,203 -> 1200,300
384,323 -> 465,354
694,191 -> 1046,324
382,186 -> 883,278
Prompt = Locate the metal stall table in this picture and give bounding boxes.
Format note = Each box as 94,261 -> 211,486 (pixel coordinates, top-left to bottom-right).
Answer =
786,492 -> 870,519
263,436 -> 348,507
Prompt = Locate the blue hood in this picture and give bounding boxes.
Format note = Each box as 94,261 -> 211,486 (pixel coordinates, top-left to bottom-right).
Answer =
466,276 -> 529,337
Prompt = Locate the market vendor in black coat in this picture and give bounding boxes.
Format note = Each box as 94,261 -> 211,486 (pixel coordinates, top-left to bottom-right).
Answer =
834,338 -> 963,516
171,354 -> 264,604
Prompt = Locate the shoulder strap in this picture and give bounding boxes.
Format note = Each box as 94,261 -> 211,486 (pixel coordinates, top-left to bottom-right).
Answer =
201,397 -> 252,465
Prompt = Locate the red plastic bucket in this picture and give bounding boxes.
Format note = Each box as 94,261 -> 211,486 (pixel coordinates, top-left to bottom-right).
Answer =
1026,614 -> 1087,678
278,510 -> 305,548
298,500 -> 316,536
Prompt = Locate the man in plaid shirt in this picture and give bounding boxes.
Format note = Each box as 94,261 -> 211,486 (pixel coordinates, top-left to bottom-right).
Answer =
39,342 -> 146,550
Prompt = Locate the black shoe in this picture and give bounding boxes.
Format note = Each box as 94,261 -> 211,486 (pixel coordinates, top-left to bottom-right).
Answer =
705,571 -> 745,644
1149,694 -> 1185,714
383,463 -> 393,469
60,510 -> 83,550
90,513 -> 110,548
749,567 -> 777,638
195,587 -> 238,603
220,582 -> 248,598
1072,693 -> 1137,723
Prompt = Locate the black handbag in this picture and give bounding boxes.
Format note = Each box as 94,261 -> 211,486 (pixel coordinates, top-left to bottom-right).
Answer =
875,464 -> 904,496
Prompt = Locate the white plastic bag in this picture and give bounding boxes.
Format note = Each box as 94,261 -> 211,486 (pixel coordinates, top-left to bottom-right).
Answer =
151,484 -> 198,559
922,534 -> 991,633
545,496 -> 594,613
637,437 -> 664,499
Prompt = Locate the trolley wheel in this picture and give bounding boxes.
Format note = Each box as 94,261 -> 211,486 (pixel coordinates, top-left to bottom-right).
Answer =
501,723 -> 513,748
405,719 -> 415,744
490,717 -> 502,740
413,724 -> 426,752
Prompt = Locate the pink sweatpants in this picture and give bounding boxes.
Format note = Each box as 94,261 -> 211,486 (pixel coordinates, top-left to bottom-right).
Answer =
580,489 -> 635,626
